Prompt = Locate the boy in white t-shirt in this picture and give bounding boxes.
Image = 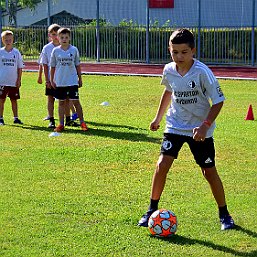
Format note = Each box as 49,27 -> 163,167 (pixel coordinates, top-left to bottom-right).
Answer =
137,29 -> 235,231
50,27 -> 88,132
0,30 -> 24,125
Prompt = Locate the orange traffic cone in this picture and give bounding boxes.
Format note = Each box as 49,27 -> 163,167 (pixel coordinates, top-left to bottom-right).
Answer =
245,104 -> 254,120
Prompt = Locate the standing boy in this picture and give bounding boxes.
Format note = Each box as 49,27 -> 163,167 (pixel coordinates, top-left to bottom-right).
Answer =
50,27 -> 88,132
0,30 -> 24,125
40,24 -> 61,128
138,29 -> 235,231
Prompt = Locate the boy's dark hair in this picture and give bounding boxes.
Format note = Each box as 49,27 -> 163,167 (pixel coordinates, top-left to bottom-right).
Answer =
57,27 -> 71,36
48,24 -> 61,33
169,29 -> 195,49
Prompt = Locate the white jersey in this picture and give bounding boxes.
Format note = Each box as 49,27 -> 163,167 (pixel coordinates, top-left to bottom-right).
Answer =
161,59 -> 225,138
0,47 -> 24,87
50,45 -> 80,87
40,42 -> 56,66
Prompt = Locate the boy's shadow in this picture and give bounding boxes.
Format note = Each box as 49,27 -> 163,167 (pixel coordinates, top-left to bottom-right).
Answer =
153,225 -> 257,256
20,122 -> 161,144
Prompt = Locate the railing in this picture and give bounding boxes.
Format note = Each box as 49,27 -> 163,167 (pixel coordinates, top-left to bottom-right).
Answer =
6,25 -> 257,66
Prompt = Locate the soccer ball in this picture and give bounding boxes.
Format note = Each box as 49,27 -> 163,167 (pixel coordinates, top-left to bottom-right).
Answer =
148,209 -> 177,237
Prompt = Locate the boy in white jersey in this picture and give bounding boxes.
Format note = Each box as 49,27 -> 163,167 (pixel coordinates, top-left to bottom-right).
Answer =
40,24 -> 60,128
50,27 -> 88,132
0,30 -> 24,125
138,29 -> 235,231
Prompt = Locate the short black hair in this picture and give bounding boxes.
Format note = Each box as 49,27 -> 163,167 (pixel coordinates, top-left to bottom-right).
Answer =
169,29 -> 195,49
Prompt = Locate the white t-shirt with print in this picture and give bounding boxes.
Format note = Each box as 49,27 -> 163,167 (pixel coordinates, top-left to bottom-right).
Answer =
161,59 -> 225,138
50,45 -> 80,87
0,47 -> 24,87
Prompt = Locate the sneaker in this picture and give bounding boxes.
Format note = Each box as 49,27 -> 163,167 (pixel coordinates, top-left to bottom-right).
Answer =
81,122 -> 88,131
14,118 -> 23,124
43,116 -> 50,121
48,120 -> 56,128
220,215 -> 235,231
65,120 -> 80,127
0,118 -> 4,125
54,124 -> 64,132
71,113 -> 78,120
137,209 -> 156,227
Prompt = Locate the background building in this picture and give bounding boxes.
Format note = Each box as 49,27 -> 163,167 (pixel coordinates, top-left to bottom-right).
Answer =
1,0 -> 256,27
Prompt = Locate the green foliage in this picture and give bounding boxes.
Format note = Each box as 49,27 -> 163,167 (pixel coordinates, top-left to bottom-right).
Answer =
0,73 -> 257,256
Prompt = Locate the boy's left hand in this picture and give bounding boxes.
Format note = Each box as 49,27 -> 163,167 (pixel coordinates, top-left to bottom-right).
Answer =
16,81 -> 21,88
78,79 -> 82,88
193,124 -> 209,141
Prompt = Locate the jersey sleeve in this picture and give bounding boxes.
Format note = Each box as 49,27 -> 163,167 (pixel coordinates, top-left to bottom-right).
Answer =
201,70 -> 225,105
74,47 -> 80,66
50,49 -> 57,67
17,51 -> 24,69
160,66 -> 172,92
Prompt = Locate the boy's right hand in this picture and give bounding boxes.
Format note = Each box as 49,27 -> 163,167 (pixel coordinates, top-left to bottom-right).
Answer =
50,81 -> 56,89
37,77 -> 43,84
150,120 -> 160,131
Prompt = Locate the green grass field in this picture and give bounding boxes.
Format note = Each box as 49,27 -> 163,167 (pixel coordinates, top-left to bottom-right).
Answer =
0,73 -> 256,257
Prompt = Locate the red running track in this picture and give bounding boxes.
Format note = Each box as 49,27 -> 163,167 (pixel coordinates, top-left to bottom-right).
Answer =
24,62 -> 257,79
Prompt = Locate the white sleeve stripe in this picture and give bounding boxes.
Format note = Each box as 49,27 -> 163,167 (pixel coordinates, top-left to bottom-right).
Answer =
195,62 -> 216,84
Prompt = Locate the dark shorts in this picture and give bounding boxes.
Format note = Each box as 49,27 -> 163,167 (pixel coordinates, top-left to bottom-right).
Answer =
160,133 -> 215,168
45,86 -> 56,97
0,86 -> 20,100
55,85 -> 79,101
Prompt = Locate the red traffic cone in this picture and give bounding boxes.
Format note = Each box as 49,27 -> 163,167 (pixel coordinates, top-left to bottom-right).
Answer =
245,104 -> 254,120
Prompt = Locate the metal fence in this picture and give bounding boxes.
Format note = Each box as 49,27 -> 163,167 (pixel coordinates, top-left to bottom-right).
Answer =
6,25 -> 256,66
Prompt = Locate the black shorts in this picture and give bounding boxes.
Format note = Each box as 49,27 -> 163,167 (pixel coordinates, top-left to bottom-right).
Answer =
55,85 -> 79,101
45,86 -> 56,97
160,133 -> 215,168
0,86 -> 20,100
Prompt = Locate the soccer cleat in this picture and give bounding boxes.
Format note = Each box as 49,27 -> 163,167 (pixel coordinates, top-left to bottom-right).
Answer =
54,124 -> 64,132
220,215 -> 235,231
71,113 -> 78,120
65,120 -> 80,127
0,118 -> 5,125
80,122 -> 88,131
43,116 -> 50,121
13,118 -> 23,124
48,120 -> 56,128
137,209 -> 156,227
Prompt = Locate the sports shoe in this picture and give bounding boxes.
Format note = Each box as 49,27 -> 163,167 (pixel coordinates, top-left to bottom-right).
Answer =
43,116 -> 50,121
71,113 -> 78,120
0,118 -> 4,125
65,120 -> 80,127
54,124 -> 64,132
48,120 -> 56,128
220,215 -> 235,230
137,209 -> 156,227
81,122 -> 88,131
14,118 -> 23,124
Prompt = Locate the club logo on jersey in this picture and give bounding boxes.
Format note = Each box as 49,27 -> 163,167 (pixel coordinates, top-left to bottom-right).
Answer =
162,140 -> 172,151
216,86 -> 224,97
187,80 -> 197,89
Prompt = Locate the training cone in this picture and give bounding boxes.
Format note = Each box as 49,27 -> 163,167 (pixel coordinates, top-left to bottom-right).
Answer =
245,104 -> 254,120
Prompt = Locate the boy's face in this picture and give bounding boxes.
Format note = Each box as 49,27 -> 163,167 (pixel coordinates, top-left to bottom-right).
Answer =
58,33 -> 70,46
2,34 -> 14,47
169,43 -> 195,69
49,31 -> 58,43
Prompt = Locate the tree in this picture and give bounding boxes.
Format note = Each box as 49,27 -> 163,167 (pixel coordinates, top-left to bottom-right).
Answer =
3,0 -> 43,26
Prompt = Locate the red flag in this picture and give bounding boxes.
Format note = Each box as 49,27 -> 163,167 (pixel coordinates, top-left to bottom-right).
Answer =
149,0 -> 174,8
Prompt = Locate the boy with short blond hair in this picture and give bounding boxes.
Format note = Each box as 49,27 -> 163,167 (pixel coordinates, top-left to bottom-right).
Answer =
50,27 -> 88,132
0,30 -> 24,125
